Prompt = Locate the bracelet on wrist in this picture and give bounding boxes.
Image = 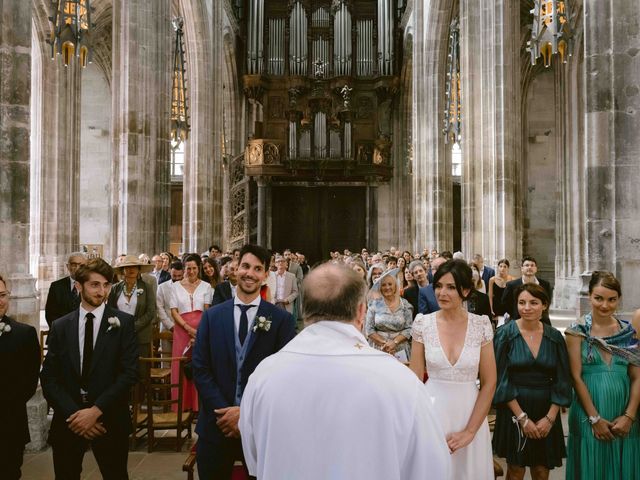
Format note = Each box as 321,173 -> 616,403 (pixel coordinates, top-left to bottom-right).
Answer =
588,414 -> 601,425
545,414 -> 555,425
623,412 -> 636,422
515,412 -> 528,423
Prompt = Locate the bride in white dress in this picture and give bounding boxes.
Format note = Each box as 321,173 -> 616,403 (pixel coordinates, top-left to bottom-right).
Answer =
410,259 -> 496,480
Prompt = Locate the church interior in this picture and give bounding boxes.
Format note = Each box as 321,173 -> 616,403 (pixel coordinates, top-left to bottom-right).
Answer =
1,0 -> 639,476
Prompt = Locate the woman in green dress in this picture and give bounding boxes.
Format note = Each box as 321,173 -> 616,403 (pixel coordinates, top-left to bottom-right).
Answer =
565,271 -> 640,480
493,283 -> 572,480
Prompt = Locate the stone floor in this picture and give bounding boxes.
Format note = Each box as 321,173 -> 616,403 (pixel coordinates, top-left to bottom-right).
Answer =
23,414 -> 569,480
22,433 -> 198,480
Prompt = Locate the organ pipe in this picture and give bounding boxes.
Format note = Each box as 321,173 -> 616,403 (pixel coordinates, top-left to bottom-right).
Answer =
356,20 -> 373,77
344,122 -> 352,159
289,1 -> 308,76
377,0 -> 394,75
289,121 -> 297,158
247,0 -> 264,74
333,3 -> 352,76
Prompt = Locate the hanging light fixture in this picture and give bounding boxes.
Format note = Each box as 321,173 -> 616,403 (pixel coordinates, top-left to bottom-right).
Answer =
443,18 -> 461,144
48,0 -> 92,67
527,0 -> 572,68
171,17 -> 190,149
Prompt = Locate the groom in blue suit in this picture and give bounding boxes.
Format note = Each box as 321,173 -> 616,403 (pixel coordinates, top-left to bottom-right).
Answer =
193,244 -> 296,479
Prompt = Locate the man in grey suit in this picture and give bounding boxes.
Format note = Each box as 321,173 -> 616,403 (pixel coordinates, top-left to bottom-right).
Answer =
273,256 -> 298,315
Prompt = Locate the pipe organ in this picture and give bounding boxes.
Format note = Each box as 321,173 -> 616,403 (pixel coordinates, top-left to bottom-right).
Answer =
242,0 -> 405,183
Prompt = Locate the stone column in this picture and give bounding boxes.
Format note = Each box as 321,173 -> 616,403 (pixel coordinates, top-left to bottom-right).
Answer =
459,0 -> 520,265
583,0 -> 640,312
29,27 -> 81,305
182,0 -> 224,253
366,184 -> 379,252
412,0 -> 453,252
111,0 -> 172,256
256,178 -> 270,247
0,0 -> 48,451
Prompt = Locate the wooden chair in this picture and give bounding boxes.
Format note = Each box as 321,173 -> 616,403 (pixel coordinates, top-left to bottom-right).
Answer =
139,356 -> 193,452
129,381 -> 148,449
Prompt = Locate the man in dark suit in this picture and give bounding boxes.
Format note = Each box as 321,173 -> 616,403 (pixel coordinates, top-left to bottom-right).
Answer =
211,259 -> 238,306
473,254 -> 495,289
403,260 -> 428,318
41,258 -> 139,480
0,275 -> 40,480
501,256 -> 553,325
45,252 -> 87,327
193,244 -> 296,479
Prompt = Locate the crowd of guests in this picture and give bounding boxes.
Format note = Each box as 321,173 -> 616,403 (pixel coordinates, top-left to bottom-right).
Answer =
1,243 -> 639,479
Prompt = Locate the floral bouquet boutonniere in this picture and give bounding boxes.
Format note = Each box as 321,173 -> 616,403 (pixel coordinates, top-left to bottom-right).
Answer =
107,316 -> 121,333
136,288 -> 144,296
0,321 -> 11,337
253,316 -> 272,333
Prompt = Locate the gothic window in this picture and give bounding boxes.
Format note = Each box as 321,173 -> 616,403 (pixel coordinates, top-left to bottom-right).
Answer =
171,142 -> 185,179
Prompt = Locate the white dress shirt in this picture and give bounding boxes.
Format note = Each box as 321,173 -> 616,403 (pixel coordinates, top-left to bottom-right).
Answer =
275,273 -> 286,301
117,289 -> 138,316
234,295 -> 262,336
78,302 -> 105,371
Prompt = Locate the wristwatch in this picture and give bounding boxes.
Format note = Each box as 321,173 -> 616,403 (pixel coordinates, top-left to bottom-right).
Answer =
588,415 -> 601,425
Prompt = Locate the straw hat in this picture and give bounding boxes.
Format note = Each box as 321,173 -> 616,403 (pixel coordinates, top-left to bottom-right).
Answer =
113,255 -> 154,274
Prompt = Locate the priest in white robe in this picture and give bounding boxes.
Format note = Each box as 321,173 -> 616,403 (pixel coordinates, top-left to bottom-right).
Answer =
240,263 -> 451,480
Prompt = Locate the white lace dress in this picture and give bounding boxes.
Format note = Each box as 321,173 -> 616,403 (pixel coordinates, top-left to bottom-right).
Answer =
412,311 -> 494,480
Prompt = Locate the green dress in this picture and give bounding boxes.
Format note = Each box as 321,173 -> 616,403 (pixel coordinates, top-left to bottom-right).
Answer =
492,321 -> 572,468
566,340 -> 640,479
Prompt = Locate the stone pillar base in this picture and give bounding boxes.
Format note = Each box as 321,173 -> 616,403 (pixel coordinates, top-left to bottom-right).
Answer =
25,388 -> 50,452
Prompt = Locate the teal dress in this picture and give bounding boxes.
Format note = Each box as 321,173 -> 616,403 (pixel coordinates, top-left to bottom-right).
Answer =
492,321 -> 572,468
566,340 -> 640,480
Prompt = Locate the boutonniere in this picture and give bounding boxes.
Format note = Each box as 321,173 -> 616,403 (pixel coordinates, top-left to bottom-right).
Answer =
253,315 -> 272,333
136,288 -> 144,296
0,321 -> 11,337
107,316 -> 121,332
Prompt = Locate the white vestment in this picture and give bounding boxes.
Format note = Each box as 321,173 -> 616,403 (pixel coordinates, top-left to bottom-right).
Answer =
240,321 -> 451,480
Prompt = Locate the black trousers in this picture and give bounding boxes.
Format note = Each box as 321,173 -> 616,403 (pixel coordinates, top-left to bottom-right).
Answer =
0,442 -> 25,480
196,437 -> 255,480
51,426 -> 129,480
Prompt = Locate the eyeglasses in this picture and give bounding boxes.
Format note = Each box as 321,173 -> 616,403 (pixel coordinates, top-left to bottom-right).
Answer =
0,291 -> 11,300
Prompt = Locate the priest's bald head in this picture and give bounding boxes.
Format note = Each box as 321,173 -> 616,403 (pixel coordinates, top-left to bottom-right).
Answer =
301,263 -> 367,329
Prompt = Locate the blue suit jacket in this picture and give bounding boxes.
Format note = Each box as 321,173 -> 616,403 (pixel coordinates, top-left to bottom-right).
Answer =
418,285 -> 440,314
481,266 -> 495,288
192,298 -> 295,444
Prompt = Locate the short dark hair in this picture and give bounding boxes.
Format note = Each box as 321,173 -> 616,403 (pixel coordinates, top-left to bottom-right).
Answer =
219,255 -> 233,267
432,259 -> 473,300
209,245 -> 221,252
387,256 -> 398,264
302,263 -> 366,323
521,255 -> 537,266
170,260 -> 183,271
515,283 -> 549,310
440,250 -> 453,260
239,244 -> 271,268
75,258 -> 115,284
589,271 -> 622,297
497,258 -> 510,268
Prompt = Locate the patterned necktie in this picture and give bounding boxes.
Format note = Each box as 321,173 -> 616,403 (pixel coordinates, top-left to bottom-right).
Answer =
237,304 -> 256,346
82,312 -> 95,389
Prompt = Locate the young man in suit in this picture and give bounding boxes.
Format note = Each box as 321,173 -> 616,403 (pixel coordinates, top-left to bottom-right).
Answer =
45,252 -> 87,327
193,244 -> 296,480
272,256 -> 299,314
0,275 -> 40,480
501,256 -> 553,325
41,258 -> 139,480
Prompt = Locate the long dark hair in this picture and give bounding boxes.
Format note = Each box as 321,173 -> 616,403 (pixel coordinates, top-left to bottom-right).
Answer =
203,256 -> 221,288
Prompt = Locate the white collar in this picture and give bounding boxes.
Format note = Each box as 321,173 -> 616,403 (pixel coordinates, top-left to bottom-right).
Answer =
79,302 -> 106,322
282,321 -> 388,357
234,294 -> 261,308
